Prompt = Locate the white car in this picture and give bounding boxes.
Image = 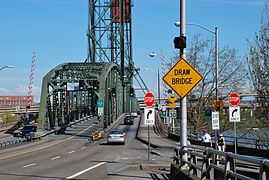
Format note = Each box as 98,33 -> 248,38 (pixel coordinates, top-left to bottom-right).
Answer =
131,112 -> 137,117
107,130 -> 126,145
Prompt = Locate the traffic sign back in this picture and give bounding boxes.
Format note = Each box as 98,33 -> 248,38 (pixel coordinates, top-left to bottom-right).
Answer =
144,92 -> 155,107
162,58 -> 203,98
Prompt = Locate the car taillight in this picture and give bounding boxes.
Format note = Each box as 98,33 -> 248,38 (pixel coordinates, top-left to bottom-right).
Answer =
120,135 -> 124,138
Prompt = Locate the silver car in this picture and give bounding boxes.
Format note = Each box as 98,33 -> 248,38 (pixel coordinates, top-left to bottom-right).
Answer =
107,130 -> 126,145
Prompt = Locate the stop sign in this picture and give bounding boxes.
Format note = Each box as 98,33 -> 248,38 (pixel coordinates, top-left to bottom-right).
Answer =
144,92 -> 155,107
228,92 -> 240,106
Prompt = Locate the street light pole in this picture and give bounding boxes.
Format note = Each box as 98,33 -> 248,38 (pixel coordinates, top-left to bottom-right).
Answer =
143,67 -> 160,105
179,0 -> 188,165
215,27 -> 219,104
175,22 -> 219,149
0,66 -> 15,71
148,53 -> 161,106
157,68 -> 160,105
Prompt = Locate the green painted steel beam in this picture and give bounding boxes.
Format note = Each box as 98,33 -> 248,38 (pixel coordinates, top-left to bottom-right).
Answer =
38,62 -> 125,131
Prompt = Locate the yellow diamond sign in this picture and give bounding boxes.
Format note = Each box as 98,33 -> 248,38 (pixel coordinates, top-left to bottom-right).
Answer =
168,94 -> 177,103
162,58 -> 203,98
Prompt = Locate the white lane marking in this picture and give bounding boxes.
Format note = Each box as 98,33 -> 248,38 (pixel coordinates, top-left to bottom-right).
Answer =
65,162 -> 106,179
152,158 -> 156,161
0,124 -> 95,161
51,156 -> 60,160
23,163 -> 36,168
137,156 -> 141,158
81,147 -> 86,150
68,151 -> 75,154
121,157 -> 128,160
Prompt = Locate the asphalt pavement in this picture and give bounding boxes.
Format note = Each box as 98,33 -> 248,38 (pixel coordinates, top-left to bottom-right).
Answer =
104,113 -> 177,180
0,114 -> 177,179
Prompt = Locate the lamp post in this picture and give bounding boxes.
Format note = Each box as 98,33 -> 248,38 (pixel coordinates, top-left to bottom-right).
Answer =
0,66 -> 15,71
175,22 -> 218,102
143,67 -> 160,106
176,22 -> 219,149
148,52 -> 161,106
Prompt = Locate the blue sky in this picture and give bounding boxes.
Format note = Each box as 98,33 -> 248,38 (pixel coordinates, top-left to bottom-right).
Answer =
0,0 -> 265,102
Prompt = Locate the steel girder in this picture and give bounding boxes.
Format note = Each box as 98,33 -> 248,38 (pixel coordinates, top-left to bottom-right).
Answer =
38,62 -> 123,131
87,0 -> 132,65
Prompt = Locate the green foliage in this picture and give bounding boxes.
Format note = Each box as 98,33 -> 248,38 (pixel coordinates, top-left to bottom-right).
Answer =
0,112 -> 20,124
247,1 -> 269,126
169,34 -> 246,132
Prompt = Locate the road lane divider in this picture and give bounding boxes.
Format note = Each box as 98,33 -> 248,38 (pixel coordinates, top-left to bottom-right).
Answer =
51,156 -> 60,160
65,162 -> 107,180
23,163 -> 36,168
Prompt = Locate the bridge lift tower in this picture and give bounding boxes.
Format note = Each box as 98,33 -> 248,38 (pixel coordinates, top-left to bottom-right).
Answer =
86,0 -> 135,113
39,0 -> 143,131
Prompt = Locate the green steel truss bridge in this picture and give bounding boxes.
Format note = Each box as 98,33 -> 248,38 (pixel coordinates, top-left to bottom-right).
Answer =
38,0 -> 145,131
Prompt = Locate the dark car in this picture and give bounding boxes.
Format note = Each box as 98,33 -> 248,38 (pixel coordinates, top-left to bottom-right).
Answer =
123,115 -> 134,125
13,124 -> 37,138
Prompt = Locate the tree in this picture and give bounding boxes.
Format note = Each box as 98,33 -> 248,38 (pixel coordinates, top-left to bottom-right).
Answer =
167,34 -> 247,132
0,112 -> 20,124
247,1 -> 269,126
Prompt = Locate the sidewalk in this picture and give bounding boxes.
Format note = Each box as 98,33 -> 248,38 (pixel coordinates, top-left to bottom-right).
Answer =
136,114 -> 177,156
135,113 -> 177,172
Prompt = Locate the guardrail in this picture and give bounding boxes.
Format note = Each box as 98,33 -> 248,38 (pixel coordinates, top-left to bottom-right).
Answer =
169,127 -> 269,150
172,145 -> 269,179
0,115 -> 94,149
0,137 -> 41,148
0,106 -> 39,115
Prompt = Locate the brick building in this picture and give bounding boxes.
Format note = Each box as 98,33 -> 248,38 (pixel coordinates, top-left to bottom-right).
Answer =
0,96 -> 34,108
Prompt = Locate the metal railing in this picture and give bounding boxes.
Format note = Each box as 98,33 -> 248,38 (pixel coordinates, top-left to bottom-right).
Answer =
170,128 -> 269,150
0,116 -> 94,149
0,137 -> 37,148
172,145 -> 269,179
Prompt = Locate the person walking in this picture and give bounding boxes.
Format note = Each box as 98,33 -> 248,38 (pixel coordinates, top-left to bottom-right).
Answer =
217,133 -> 226,160
201,129 -> 212,147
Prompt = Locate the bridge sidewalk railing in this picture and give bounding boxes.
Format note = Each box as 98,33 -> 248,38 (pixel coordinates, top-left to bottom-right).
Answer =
171,145 -> 269,179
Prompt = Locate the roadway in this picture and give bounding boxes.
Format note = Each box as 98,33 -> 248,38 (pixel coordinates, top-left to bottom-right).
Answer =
0,114 -> 174,180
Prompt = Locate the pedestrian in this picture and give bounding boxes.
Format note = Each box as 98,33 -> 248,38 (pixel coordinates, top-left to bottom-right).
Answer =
217,133 -> 226,160
217,133 -> 226,150
201,129 -> 212,147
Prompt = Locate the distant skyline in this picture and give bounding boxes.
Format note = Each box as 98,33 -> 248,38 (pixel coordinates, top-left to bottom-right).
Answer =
0,0 -> 266,102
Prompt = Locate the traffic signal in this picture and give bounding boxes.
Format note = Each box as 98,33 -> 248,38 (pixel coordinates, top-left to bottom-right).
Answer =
129,87 -> 134,97
216,100 -> 221,111
92,80 -> 99,91
79,80 -> 85,91
88,90 -> 94,97
111,88 -> 116,97
173,36 -> 186,49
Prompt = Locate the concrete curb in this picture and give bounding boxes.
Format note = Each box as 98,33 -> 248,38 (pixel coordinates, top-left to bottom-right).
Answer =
135,115 -> 159,149
140,163 -> 171,171
104,113 -> 126,133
